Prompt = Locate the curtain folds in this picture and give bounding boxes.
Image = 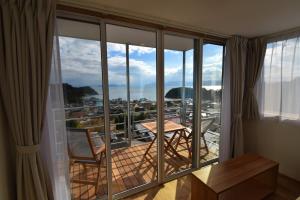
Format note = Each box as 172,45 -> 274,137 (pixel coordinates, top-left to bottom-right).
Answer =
41,31 -> 71,200
226,36 -> 248,157
0,0 -> 55,199
243,38 -> 266,120
219,43 -> 231,162
256,36 -> 300,121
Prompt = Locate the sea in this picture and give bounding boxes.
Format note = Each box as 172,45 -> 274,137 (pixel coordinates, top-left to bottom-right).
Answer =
90,85 -> 221,102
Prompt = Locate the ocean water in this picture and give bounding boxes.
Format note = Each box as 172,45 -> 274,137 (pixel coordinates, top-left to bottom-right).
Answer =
91,85 -> 221,101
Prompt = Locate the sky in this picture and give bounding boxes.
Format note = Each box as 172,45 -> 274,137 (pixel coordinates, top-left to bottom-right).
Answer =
58,37 -> 224,88
263,38 -> 300,82
261,38 -> 300,118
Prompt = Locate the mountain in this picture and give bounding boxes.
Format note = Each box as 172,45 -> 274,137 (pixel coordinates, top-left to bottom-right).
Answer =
165,87 -> 222,102
63,83 -> 98,104
165,87 -> 193,99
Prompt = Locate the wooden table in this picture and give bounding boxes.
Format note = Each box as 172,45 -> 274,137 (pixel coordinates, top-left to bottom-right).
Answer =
191,154 -> 279,200
141,120 -> 186,158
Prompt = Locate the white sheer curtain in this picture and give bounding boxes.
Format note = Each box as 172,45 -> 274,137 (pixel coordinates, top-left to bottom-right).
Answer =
41,30 -> 71,200
256,35 -> 300,121
219,46 -> 231,162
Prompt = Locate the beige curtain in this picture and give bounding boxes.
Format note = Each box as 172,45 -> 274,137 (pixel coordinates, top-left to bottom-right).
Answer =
0,0 -> 55,199
243,38 -> 266,120
226,36 -> 248,157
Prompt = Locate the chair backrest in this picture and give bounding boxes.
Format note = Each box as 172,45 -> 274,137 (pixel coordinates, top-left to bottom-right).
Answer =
67,128 -> 105,160
201,117 -> 215,134
87,131 -> 106,157
67,128 -> 94,160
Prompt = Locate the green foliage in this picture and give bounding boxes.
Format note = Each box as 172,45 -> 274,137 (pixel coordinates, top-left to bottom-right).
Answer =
133,112 -> 146,122
112,112 -> 147,131
66,120 -> 80,128
114,114 -> 126,130
149,105 -> 156,110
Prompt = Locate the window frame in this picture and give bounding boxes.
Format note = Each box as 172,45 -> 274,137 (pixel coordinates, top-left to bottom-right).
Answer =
56,10 -> 226,200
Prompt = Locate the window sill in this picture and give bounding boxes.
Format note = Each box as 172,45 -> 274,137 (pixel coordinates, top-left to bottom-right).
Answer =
260,115 -> 300,126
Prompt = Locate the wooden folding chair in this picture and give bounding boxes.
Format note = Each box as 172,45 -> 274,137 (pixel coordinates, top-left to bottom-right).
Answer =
175,117 -> 215,157
67,128 -> 106,194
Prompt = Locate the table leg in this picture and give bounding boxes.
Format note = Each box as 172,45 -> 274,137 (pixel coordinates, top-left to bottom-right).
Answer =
165,131 -> 183,159
143,134 -> 157,158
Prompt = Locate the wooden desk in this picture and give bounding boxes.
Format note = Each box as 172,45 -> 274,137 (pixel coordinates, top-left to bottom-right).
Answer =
191,154 -> 279,200
141,120 -> 186,158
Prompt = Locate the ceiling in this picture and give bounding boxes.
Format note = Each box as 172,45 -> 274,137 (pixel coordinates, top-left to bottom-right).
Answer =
59,0 -> 300,38
58,18 -> 194,50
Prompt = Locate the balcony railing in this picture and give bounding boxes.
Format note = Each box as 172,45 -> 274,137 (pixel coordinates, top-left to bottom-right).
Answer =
64,104 -> 221,149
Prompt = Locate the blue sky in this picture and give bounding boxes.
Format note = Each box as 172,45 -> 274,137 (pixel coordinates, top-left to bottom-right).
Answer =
59,37 -> 224,88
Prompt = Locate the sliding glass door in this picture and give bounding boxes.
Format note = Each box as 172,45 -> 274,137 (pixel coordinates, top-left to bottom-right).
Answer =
106,24 -> 158,195
200,43 -> 224,165
57,18 -> 108,199
56,15 -> 225,200
163,34 -> 195,176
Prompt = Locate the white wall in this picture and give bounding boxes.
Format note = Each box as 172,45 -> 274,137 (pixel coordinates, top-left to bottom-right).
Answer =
0,99 -> 15,200
244,119 -> 300,181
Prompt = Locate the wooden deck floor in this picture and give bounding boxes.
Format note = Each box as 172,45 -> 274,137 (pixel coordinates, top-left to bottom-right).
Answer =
70,138 -> 218,200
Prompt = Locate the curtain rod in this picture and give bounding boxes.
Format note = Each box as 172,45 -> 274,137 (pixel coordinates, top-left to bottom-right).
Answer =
56,3 -> 228,44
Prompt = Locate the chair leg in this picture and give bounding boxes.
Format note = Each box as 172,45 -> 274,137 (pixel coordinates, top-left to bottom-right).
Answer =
102,152 -> 107,169
202,134 -> 209,155
83,163 -> 88,174
184,134 -> 192,158
99,152 -> 103,166
174,134 -> 183,150
177,130 -> 192,158
69,159 -> 74,174
95,152 -> 103,194
69,159 -> 74,185
144,135 -> 157,158
95,164 -> 101,194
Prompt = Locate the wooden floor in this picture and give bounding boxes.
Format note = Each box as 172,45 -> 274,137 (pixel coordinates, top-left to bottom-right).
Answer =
126,174 -> 300,200
70,137 -> 218,200
69,146 -> 300,200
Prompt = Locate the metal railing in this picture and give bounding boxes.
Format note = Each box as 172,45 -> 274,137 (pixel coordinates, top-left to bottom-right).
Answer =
64,102 -> 221,145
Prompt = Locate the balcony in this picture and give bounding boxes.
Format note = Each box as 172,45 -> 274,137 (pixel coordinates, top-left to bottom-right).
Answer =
69,129 -> 219,199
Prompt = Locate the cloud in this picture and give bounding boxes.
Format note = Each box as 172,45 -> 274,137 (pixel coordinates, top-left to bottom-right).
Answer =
108,71 -> 127,85
106,55 -> 156,86
130,45 -> 156,55
107,43 -> 126,55
130,60 -> 156,76
263,40 -> 300,82
59,37 -> 101,62
164,66 -> 183,84
107,43 -> 156,56
59,36 -> 225,88
165,66 -> 182,76
203,68 -> 222,77
203,53 -> 223,67
108,55 -> 156,76
164,49 -> 181,54
59,37 -> 103,86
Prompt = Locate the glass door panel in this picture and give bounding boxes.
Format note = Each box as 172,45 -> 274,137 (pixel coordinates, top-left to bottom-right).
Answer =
106,24 -> 157,194
107,42 -> 128,149
57,17 -> 222,199
57,19 -> 108,199
164,34 -> 194,176
201,43 -> 224,164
